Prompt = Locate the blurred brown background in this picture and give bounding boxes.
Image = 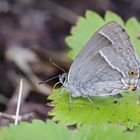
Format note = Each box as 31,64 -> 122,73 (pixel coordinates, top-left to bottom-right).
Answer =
0,0 -> 140,126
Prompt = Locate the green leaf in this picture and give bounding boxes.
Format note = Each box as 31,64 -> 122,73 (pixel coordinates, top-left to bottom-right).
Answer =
49,89 -> 140,128
0,120 -> 69,140
49,10 -> 140,128
0,120 -> 140,140
0,120 -> 87,140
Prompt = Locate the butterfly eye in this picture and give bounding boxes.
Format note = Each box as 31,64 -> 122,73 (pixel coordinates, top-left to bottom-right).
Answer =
128,70 -> 137,77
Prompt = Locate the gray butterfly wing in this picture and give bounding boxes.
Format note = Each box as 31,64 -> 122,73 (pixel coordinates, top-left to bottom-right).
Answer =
68,28 -> 112,83
68,21 -> 139,86
99,22 -> 139,78
81,53 -> 124,96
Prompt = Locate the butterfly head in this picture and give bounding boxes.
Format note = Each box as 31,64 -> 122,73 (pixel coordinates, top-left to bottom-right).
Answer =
59,73 -> 68,84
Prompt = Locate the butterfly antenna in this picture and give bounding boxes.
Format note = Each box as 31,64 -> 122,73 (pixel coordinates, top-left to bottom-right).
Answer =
49,58 -> 65,73
39,75 -> 59,85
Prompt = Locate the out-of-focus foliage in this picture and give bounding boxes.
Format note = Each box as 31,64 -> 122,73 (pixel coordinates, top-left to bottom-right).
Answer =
1,119 -> 140,140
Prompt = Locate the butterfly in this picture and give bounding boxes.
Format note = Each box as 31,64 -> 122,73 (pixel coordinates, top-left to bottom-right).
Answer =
59,21 -> 140,104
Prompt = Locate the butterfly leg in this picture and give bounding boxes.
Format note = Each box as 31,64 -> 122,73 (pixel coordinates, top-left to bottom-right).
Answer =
111,88 -> 124,96
86,96 -> 93,104
112,93 -> 123,98
86,95 -> 97,109
69,93 -> 72,111
59,86 -> 64,98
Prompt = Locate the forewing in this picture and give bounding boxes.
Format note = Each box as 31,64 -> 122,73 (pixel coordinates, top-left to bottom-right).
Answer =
68,30 -> 112,83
